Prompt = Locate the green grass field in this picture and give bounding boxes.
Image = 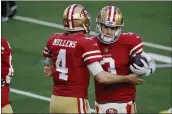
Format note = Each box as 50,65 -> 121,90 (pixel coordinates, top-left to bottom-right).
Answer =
1,1 -> 171,113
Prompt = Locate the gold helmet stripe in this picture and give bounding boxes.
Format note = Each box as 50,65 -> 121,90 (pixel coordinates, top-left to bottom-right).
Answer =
68,4 -> 77,29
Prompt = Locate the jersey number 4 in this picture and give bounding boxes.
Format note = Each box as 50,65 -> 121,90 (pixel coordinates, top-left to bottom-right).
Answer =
56,49 -> 68,81
100,57 -> 117,74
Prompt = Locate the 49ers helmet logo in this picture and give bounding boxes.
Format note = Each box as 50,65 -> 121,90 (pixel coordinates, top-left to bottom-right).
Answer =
81,9 -> 89,18
106,108 -> 118,114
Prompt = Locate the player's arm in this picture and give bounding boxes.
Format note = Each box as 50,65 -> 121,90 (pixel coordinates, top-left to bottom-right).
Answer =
42,34 -> 57,77
44,58 -> 53,77
43,60 -> 145,84
43,47 -> 53,77
80,37 -> 144,84
141,51 -> 156,74
2,38 -> 14,84
87,61 -> 145,84
127,33 -> 156,76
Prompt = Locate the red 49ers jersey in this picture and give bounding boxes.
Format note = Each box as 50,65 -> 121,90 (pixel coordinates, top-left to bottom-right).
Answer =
43,33 -> 102,99
1,37 -> 13,107
1,37 -> 13,80
94,32 -> 143,102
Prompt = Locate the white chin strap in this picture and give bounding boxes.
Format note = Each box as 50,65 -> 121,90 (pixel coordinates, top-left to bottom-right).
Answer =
101,34 -> 114,43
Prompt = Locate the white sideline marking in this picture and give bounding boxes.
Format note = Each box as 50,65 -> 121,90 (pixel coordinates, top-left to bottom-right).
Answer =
148,53 -> 172,64
10,88 -> 96,113
13,15 -> 172,52
10,88 -> 50,101
156,64 -> 172,68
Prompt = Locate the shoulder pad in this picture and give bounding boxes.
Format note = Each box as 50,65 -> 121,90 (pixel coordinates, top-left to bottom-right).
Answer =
122,32 -> 135,36
84,37 -> 93,40
55,33 -> 63,35
122,32 -> 141,38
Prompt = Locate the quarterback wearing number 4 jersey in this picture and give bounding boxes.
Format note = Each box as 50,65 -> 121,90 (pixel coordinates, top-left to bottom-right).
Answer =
94,6 -> 156,114
43,32 -> 102,98
42,4 -> 101,113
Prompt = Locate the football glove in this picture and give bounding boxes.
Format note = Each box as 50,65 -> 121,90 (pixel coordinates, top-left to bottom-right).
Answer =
130,59 -> 153,76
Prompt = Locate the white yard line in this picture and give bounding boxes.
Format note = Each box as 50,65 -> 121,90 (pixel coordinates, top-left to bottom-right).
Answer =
13,15 -> 172,52
10,88 -> 95,113
10,88 -> 50,101
156,64 -> 172,68
147,53 -> 172,64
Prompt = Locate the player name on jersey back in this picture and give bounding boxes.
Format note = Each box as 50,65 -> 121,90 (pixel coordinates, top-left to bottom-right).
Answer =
52,39 -> 77,48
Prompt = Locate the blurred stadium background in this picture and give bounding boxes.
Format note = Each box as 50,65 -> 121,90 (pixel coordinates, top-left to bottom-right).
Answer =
1,1 -> 171,113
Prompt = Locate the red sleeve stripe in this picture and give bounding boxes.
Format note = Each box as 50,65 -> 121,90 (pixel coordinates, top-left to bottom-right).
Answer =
43,53 -> 52,58
130,47 -> 143,56
44,47 -> 50,52
134,48 -> 143,55
82,50 -> 101,58
84,55 -> 102,62
131,48 -> 143,57
129,43 -> 143,55
43,51 -> 49,55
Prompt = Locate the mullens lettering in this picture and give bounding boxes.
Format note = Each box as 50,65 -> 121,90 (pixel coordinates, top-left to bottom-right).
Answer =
52,39 -> 77,48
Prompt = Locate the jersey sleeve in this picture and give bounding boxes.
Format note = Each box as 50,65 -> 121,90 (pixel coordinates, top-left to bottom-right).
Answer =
128,33 -> 144,57
43,34 -> 57,58
1,38 -> 14,76
79,38 -> 103,65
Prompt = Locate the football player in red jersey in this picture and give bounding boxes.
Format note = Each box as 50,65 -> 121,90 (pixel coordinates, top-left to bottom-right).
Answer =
94,6 -> 156,114
43,4 -> 145,113
1,37 -> 14,113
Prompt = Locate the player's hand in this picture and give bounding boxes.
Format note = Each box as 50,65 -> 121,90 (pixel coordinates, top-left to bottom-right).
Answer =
127,74 -> 145,85
6,75 -> 12,84
6,67 -> 14,84
130,59 -> 152,76
44,64 -> 53,77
